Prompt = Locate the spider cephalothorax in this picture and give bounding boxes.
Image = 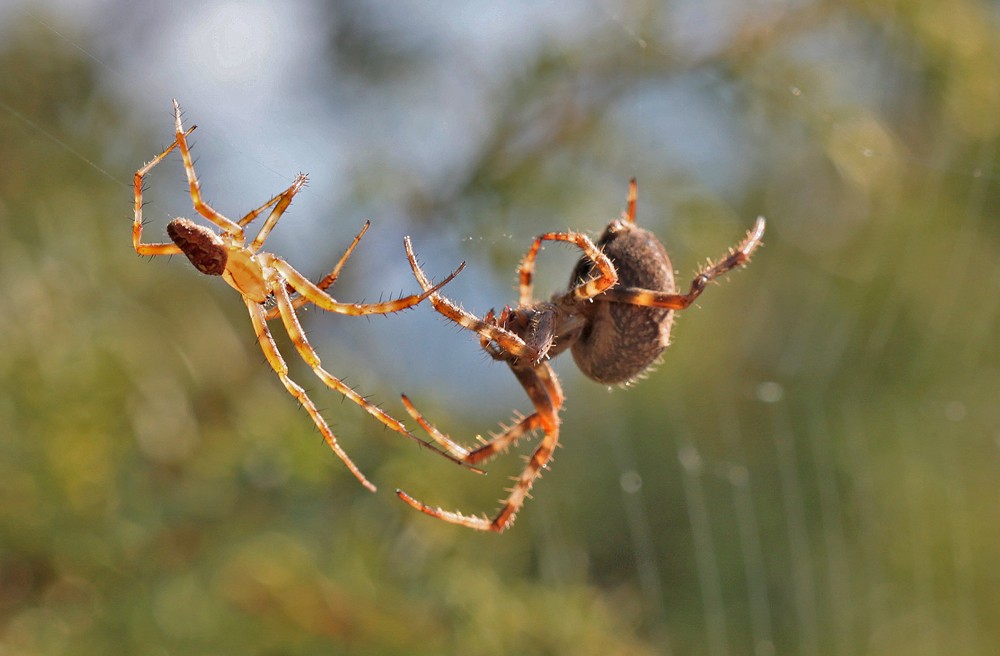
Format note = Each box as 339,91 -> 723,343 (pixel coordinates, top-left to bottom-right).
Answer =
399,179 -> 765,531
132,100 -> 464,491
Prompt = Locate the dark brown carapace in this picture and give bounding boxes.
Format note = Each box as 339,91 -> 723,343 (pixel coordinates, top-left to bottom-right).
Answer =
398,179 -> 765,531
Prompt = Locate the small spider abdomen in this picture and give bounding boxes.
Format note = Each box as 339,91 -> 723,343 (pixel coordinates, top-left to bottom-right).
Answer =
571,221 -> 675,385
167,218 -> 228,276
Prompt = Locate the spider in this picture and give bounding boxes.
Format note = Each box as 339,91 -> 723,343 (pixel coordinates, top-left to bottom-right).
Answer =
132,100 -> 464,492
398,179 -> 765,531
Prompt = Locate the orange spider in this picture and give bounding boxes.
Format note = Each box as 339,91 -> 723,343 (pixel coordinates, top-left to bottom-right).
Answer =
399,180 -> 764,531
132,100 -> 464,491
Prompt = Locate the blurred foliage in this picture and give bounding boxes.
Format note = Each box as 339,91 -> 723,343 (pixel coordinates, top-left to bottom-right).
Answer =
2,1 -> 1000,655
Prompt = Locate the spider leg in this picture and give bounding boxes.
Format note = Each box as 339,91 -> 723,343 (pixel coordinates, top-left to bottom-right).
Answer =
237,173 -> 306,231
245,297 -> 376,492
518,178 -> 639,305
247,173 -> 308,253
520,231 -> 618,305
308,221 -> 370,296
236,193 -> 282,228
397,362 -> 564,533
132,127 -> 196,256
621,177 -> 638,224
515,178 -> 631,303
403,237 -> 536,360
401,394 -> 546,463
518,182 -> 633,305
603,217 -> 766,309
264,220 -> 372,321
171,99 -> 245,241
517,242 -> 540,307
267,253 -> 464,317
398,394 -> 474,459
271,280 -> 410,432
271,280 -> 478,469
401,362 -> 562,465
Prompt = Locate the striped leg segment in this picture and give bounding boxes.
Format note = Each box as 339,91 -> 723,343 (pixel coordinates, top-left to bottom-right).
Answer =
397,362 -> 564,533
604,216 -> 765,309
404,237 -> 536,360
517,231 -> 617,306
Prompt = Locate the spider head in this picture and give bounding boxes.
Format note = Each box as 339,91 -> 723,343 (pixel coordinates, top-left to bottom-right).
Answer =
167,218 -> 228,276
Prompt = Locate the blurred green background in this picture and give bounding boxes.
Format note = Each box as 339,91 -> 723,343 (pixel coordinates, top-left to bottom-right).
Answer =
2,1 -> 999,654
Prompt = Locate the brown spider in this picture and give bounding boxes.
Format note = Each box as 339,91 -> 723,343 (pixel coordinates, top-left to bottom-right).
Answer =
398,179 -> 765,531
132,100 -> 464,492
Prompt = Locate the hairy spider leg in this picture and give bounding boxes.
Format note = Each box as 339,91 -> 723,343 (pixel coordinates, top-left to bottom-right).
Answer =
268,255 -> 465,317
264,220 -> 371,320
403,238 -> 536,360
603,217 -> 766,310
237,179 -> 294,228
171,99 -> 246,240
397,361 -> 564,532
270,280 -> 413,436
267,223 -> 460,321
134,112 -> 301,257
621,177 -> 638,224
263,253 -> 475,469
246,297 -> 376,492
247,174 -> 308,253
517,231 -> 618,307
401,361 -> 562,465
132,126 -> 196,256
405,234 -> 615,363
308,221 -> 369,294
398,394 -> 475,459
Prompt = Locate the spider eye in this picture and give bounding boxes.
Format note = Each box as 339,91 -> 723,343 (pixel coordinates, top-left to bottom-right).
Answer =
167,218 -> 228,276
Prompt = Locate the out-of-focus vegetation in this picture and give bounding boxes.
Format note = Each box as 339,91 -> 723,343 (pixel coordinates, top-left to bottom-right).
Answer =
1,1 -> 999,654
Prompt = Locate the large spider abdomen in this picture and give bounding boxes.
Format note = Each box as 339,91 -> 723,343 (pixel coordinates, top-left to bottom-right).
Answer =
570,221 -> 675,385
